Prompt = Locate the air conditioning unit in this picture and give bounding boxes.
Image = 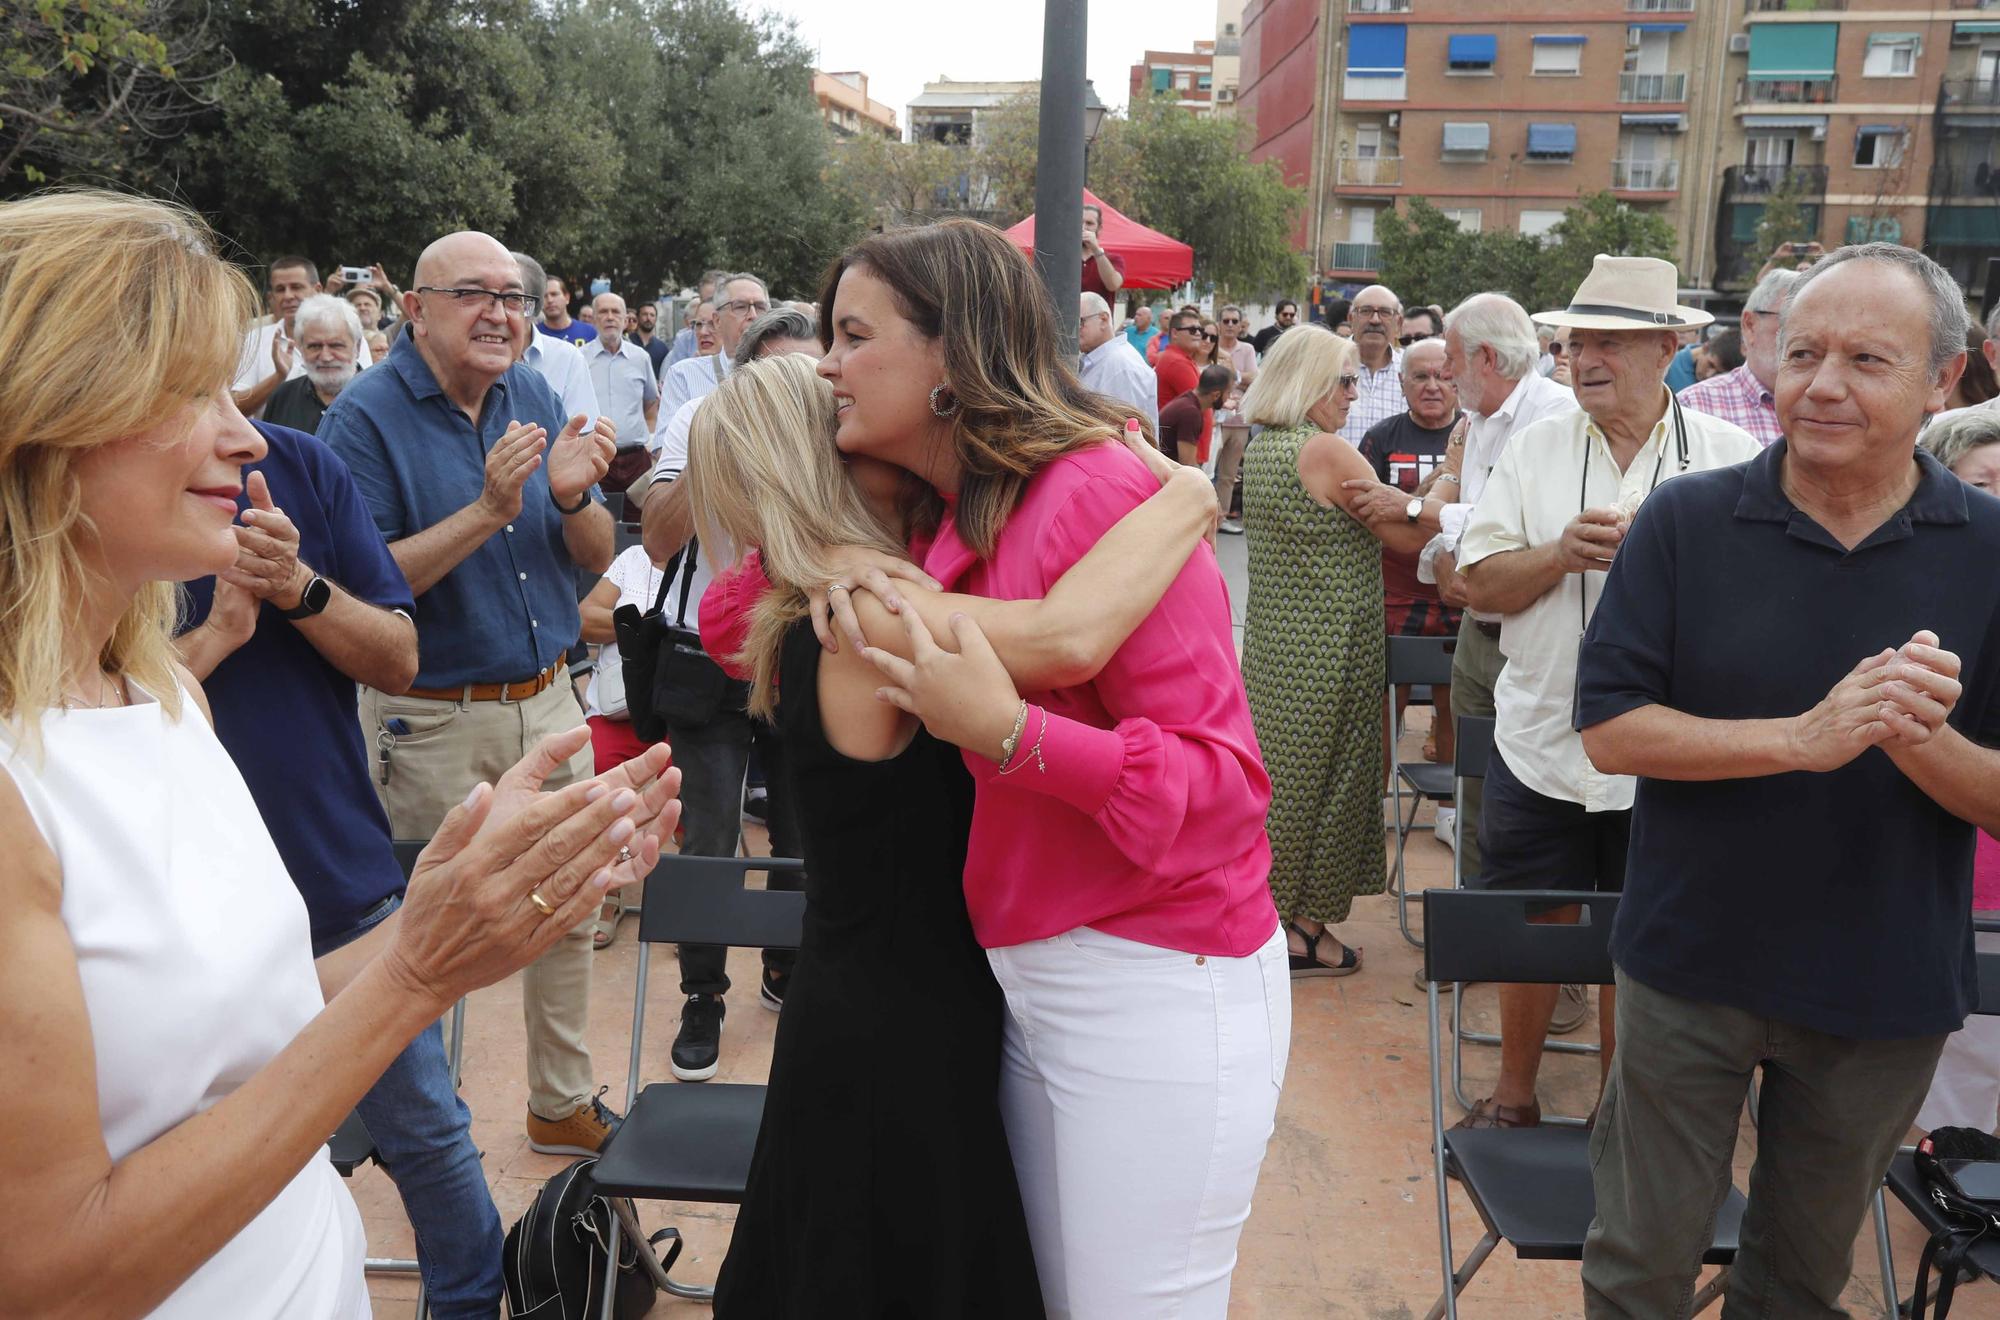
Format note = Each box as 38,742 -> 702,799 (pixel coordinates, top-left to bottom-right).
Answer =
1627,28 -> 1644,49
1728,33 -> 1751,54
1954,28 -> 1980,46
1664,119 -> 1687,134
1388,112 -> 1400,126
1811,124 -> 1827,141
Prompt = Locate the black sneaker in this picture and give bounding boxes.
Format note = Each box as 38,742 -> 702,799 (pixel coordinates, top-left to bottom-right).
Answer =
759,965 -> 788,1012
671,994 -> 724,1082
741,786 -> 769,824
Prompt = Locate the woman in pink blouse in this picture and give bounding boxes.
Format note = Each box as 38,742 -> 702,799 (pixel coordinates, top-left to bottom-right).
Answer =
814,220 -> 1286,1319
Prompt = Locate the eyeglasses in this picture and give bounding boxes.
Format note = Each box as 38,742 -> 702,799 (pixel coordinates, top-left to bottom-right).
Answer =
1198,331 -> 1217,340
1397,333 -> 1426,346
689,317 -> 715,331
1337,373 -> 1360,390
1220,316 -> 1242,325
1174,323 -> 1200,334
416,286 -> 540,316
1351,306 -> 1398,321
718,299 -> 772,316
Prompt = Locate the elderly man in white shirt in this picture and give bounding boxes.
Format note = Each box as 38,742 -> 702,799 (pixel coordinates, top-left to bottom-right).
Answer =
1077,292 -> 1158,431
1344,284 -> 1407,442
1449,257 -> 1759,1132
510,252 -> 599,429
657,272 -> 766,419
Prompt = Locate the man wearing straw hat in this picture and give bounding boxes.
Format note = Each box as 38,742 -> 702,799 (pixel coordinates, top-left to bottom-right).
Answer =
1451,256 -> 1757,1135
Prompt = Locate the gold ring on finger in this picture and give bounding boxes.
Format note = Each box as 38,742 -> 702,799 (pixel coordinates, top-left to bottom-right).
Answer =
528,887 -> 556,917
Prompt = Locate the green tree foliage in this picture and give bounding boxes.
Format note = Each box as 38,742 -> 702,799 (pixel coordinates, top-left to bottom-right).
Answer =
1381,194 -> 1679,314
0,0 -> 226,184
827,132 -> 969,229
967,91 -> 1308,298
1748,168 -> 1819,284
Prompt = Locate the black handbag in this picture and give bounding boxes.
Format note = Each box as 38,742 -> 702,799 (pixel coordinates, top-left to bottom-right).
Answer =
501,1156 -> 679,1320
613,538 -> 748,742
1909,1126 -> 2000,1319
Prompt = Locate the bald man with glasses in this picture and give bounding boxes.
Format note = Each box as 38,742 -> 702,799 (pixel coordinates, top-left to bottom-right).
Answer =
1344,285 -> 1407,443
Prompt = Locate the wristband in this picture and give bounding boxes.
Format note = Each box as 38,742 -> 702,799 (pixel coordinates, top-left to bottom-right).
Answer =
552,489 -> 591,516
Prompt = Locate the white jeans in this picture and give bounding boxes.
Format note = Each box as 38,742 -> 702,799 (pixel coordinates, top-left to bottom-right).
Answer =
987,923 -> 1290,1319
1917,921 -> 2000,1133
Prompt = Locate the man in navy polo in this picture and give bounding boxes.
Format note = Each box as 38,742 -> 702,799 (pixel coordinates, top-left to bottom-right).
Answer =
177,420 -> 505,1318
1575,243 -> 2000,1314
320,229 -> 622,1158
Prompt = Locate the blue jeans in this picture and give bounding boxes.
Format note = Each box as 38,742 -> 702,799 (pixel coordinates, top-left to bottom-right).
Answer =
314,895 -> 503,1319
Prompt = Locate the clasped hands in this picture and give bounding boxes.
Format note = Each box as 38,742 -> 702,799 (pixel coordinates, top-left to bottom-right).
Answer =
1791,631 -> 1963,772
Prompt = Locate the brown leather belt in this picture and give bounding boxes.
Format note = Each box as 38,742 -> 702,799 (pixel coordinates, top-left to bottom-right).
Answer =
1473,619 -> 1502,641
405,656 -> 568,704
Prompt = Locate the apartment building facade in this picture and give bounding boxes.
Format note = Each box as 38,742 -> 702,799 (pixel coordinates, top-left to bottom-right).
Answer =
1132,44 -> 1220,113
813,71 -> 900,140
1238,0 -> 2000,308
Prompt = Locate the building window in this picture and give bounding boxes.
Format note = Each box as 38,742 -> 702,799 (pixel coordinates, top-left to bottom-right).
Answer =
1344,23 -> 1409,100
1520,210 -> 1565,239
1531,36 -> 1586,76
1441,208 -> 1483,232
1448,34 -> 1497,74
1862,35 -> 1919,78
1526,122 -> 1578,163
1152,66 -> 1171,93
1854,125 -> 1908,168
1441,120 -> 1491,159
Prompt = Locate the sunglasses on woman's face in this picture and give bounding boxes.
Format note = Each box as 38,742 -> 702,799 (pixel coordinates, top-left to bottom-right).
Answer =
1199,331 -> 1217,340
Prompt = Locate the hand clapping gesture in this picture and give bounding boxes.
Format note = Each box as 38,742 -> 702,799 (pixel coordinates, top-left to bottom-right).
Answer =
225,472 -> 306,603
547,413 -> 614,506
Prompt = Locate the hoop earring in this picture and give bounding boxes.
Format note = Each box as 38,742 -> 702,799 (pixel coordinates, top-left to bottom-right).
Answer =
929,384 -> 960,419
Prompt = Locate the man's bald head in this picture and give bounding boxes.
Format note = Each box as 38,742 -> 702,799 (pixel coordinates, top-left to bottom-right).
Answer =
411,231 -> 513,289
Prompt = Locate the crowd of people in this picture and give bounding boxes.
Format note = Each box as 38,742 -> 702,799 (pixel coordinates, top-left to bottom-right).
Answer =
0,181 -> 1996,1320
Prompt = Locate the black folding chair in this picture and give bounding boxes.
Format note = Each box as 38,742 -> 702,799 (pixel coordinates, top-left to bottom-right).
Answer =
592,853 -> 808,1310
1421,888 -> 1746,1319
1389,635 -> 1458,948
333,839 -> 469,1320
1446,717 -> 1601,1123
1873,917 -> 2000,1317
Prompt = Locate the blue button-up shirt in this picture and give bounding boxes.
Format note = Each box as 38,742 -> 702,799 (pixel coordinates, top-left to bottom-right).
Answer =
320,329 -> 598,688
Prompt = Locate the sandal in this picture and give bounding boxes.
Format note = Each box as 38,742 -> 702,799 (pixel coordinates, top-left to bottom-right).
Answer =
1451,1096 -> 1542,1131
1287,921 -> 1362,979
592,892 -> 626,951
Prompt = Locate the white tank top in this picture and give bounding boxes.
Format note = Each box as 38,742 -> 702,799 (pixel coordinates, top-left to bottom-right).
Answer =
1,684 -> 368,1319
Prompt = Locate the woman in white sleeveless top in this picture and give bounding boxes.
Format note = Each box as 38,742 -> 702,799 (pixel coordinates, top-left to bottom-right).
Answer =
0,193 -> 681,1318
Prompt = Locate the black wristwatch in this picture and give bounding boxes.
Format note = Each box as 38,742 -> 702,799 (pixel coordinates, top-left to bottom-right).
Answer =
281,575 -> 332,620
552,489 -> 591,515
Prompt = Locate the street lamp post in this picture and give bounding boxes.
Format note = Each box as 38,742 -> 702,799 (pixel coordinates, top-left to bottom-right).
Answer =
1034,0 -> 1089,357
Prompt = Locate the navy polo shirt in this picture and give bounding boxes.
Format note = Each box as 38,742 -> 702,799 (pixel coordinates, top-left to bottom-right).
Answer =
182,424 -> 416,941
1577,440 -> 2000,1039
319,328 -> 599,688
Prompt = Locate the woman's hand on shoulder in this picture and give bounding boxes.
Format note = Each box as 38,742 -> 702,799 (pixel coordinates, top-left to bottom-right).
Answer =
807,546 -> 941,654
862,607 -> 1023,763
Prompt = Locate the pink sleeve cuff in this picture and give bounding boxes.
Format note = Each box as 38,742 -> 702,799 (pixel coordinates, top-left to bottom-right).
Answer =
1005,707 -> 1122,816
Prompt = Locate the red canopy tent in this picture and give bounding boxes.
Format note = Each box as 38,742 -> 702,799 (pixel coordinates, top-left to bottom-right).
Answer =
1002,189 -> 1193,292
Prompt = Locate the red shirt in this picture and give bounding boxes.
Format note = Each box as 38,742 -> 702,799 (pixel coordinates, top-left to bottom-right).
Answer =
1081,250 -> 1126,299
1155,344 -> 1198,414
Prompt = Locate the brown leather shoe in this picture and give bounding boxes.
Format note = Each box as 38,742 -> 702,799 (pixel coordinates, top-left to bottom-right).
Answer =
1451,1096 -> 1541,1131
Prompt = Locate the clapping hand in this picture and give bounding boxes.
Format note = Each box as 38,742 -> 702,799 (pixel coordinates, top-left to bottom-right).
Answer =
1789,631 -> 1962,772
271,332 -> 295,378
478,421 -> 546,522
384,730 -> 680,1010
224,472 -> 305,603
547,413 -> 613,505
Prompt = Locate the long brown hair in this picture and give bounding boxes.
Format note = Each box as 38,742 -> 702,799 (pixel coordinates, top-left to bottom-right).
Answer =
817,219 -> 1146,557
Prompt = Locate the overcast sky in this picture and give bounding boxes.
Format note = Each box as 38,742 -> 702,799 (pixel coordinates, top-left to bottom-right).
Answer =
765,0 -> 1221,127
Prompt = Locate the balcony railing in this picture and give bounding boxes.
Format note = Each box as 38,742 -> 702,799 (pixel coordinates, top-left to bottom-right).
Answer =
1942,77 -> 2000,109
1629,0 -> 1694,10
1349,0 -> 1410,10
1722,163 -> 1829,197
1337,156 -> 1403,186
1737,76 -> 1837,105
1331,242 -> 1382,271
1747,0 -> 1844,11
1613,158 -> 1680,190
1929,159 -> 2000,199
1620,72 -> 1688,102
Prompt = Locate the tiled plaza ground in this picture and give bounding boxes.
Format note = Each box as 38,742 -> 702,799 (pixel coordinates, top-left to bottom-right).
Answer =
356,535 -> 1944,1317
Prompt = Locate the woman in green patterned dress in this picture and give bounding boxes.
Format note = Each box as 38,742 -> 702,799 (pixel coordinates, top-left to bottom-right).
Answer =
1238,325 -> 1433,976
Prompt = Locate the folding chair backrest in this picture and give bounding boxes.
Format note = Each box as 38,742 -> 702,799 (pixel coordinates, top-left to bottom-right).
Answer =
636,854 -> 807,950
1454,715 -> 1495,782
1421,888 -> 1619,987
1387,635 -> 1457,688
1975,916 -> 2000,1016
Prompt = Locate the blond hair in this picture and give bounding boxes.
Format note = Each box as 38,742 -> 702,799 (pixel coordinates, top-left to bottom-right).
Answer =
817,220 -> 1148,557
0,190 -> 255,750
1239,324 -> 1354,428
682,354 -> 906,719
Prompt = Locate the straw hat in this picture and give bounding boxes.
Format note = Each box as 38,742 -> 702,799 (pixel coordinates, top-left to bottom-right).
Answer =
1532,254 -> 1713,332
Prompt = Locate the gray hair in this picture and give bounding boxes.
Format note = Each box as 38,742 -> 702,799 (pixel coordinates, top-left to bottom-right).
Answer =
717,271 -> 768,304
1445,292 -> 1540,381
1745,267 -> 1802,316
292,293 -> 364,347
511,251 -> 548,306
1080,292 -> 1111,320
1399,336 -> 1447,377
1783,242 -> 1969,375
1985,302 -> 2000,340
1920,409 -> 2000,472
700,268 -> 730,293
733,305 -> 819,369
